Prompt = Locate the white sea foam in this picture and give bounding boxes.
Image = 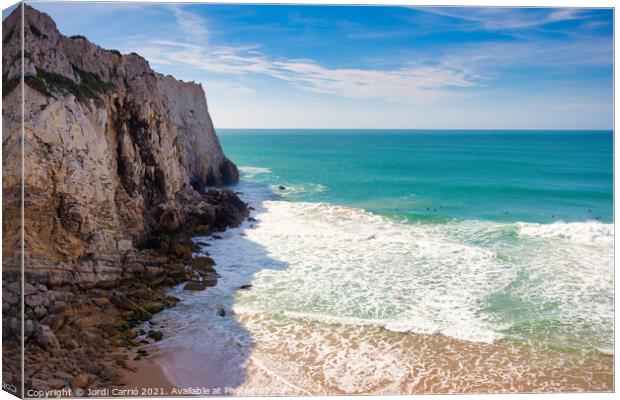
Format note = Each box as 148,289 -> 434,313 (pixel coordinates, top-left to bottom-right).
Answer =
207,199 -> 613,348
517,220 -> 613,244
238,166 -> 272,179
151,185 -> 613,392
211,200 -> 513,344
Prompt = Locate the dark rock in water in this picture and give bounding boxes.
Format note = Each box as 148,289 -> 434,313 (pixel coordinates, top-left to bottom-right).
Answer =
212,234 -> 222,240
192,258 -> 217,276
147,330 -> 163,341
139,329 -> 146,336
220,158 -> 240,184
249,206 -> 255,211
204,277 -> 218,287
204,189 -> 250,229
162,295 -> 180,308
192,256 -> 215,268
216,306 -> 226,317
240,284 -> 253,290
183,281 -> 207,291
247,217 -> 257,222
278,185 -> 286,190
143,302 -> 165,314
235,191 -> 244,195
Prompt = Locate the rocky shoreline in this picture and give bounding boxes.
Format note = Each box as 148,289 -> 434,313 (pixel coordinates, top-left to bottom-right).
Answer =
3,187 -> 248,393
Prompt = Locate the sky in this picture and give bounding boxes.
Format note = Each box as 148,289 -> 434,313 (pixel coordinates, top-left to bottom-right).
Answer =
10,2 -> 615,129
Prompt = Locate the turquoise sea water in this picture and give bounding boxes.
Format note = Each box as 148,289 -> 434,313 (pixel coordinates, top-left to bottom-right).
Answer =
152,130 -> 613,392
212,129 -> 613,354
219,130 -> 613,224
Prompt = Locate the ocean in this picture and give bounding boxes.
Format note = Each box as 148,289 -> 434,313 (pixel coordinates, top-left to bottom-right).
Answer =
149,130 -> 614,393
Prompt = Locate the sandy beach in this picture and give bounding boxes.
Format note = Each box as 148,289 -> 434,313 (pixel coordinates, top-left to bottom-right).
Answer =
125,321 -> 612,395
124,355 -> 175,394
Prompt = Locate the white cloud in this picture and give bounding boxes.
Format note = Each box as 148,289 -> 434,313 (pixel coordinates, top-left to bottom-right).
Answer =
141,40 -> 476,104
133,31 -> 477,104
107,5 -> 485,105
417,7 -> 587,31
267,60 -> 474,104
201,79 -> 255,95
169,5 -> 209,44
441,38 -> 612,70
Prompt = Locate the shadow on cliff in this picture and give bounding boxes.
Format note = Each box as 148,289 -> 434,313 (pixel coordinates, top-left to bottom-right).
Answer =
143,181 -> 293,394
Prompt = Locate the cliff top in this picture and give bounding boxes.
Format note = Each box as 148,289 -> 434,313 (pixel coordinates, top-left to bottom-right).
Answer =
2,4 -> 203,97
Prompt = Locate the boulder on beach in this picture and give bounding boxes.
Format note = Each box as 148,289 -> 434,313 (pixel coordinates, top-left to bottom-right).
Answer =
183,281 -> 207,291
192,256 -> 216,268
147,330 -> 163,341
204,277 -> 218,287
162,295 -> 180,307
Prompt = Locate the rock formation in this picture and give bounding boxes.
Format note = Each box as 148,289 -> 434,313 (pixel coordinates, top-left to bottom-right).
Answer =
2,4 -> 247,393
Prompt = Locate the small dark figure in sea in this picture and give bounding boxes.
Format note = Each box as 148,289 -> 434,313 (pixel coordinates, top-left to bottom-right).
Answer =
279,185 -> 286,190
240,284 -> 253,290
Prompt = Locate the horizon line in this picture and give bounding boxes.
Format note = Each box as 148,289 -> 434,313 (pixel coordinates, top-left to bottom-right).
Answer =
216,128 -> 614,131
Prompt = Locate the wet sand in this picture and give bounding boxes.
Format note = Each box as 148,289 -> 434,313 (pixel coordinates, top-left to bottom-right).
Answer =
125,314 -> 613,395
123,355 -> 175,395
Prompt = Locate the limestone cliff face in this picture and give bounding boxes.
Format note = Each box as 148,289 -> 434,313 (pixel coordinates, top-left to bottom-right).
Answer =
2,5 -> 240,288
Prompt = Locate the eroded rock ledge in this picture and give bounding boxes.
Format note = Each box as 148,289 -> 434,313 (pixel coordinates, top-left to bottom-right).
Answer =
2,4 -> 248,392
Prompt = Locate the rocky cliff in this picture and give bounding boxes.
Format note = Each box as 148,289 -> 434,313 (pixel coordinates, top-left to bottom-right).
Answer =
2,4 -> 247,392
3,4 -> 241,286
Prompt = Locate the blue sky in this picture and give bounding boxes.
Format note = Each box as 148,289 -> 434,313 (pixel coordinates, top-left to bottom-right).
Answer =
17,2 -> 615,129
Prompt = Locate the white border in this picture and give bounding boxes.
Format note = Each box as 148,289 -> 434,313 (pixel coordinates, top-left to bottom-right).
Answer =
0,1 -> 616,400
